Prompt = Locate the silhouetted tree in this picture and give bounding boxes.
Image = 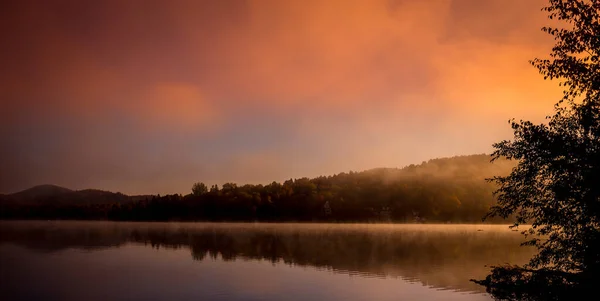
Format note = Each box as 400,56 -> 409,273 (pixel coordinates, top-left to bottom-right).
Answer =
477,1 -> 600,299
191,182 -> 208,196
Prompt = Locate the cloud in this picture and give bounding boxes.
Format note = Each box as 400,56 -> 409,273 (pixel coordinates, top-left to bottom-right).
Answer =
1,0 -> 554,117
0,0 -> 563,194
133,82 -> 221,130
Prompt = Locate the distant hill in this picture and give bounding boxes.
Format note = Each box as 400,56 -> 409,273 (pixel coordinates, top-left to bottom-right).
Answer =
1,185 -> 138,206
9,184 -> 73,201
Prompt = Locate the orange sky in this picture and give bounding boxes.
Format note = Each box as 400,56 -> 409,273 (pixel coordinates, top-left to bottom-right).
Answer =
0,0 -> 564,194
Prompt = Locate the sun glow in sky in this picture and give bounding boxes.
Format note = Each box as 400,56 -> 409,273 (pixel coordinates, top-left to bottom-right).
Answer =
0,0 -> 563,194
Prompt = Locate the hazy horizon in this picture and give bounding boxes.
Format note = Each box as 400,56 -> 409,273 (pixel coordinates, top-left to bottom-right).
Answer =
3,153 -> 507,196
1,0 -> 561,195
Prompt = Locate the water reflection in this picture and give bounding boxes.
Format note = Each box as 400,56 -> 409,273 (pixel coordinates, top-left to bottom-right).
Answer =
0,221 -> 534,294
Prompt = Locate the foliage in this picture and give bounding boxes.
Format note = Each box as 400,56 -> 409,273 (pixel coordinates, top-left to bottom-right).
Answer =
478,0 -> 600,298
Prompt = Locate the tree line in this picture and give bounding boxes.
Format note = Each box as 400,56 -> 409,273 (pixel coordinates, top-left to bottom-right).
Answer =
0,154 -> 514,223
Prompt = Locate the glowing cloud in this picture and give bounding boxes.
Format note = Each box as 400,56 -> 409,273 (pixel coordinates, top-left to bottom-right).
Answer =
0,0 -> 562,194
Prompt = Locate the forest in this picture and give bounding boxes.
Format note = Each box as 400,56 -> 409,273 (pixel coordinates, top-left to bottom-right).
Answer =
0,154 -> 514,223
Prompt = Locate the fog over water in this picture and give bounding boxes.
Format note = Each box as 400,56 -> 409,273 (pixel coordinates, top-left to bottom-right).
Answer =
0,222 -> 536,301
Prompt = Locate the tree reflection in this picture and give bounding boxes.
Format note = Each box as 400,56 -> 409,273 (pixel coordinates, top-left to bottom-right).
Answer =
0,222 -> 535,293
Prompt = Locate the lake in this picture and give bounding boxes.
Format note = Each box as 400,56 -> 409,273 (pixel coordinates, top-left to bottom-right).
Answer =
0,221 -> 535,301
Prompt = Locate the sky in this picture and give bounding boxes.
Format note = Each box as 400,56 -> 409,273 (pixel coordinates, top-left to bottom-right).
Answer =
0,0 -> 564,195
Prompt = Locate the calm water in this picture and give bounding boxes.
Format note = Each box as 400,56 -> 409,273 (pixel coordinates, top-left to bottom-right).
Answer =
0,221 -> 535,301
